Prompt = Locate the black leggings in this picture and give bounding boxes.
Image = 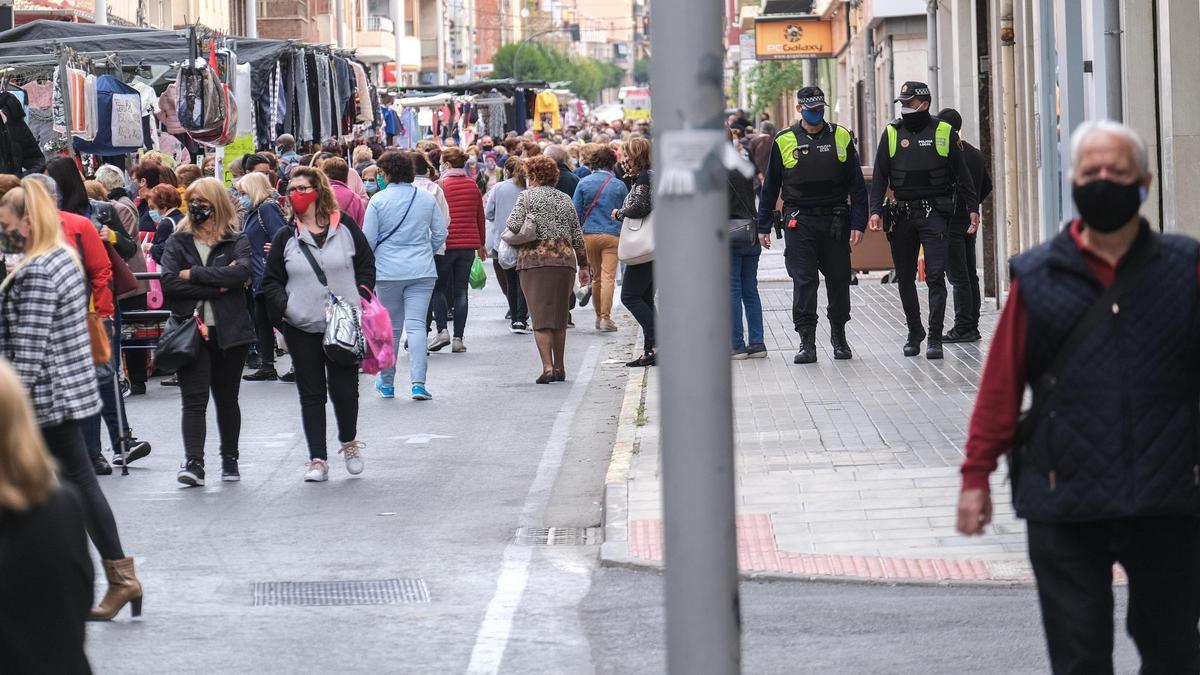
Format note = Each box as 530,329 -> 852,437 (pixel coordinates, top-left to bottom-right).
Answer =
434,249 -> 475,338
251,294 -> 277,367
285,325 -> 359,460
41,419 -> 125,560
621,262 -> 656,354
177,327 -> 249,464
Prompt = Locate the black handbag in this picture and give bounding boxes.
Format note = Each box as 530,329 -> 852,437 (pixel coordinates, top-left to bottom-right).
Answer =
154,311 -> 203,373
727,176 -> 758,247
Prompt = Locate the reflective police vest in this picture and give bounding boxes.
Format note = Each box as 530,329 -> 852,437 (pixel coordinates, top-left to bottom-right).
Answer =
775,123 -> 853,207
885,118 -> 953,198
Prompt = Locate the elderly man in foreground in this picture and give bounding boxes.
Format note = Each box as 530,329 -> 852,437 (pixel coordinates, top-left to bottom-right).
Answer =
957,119 -> 1200,674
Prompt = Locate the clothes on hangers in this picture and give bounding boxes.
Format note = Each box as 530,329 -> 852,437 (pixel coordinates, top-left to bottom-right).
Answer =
513,89 -> 528,134
351,61 -> 372,124
21,81 -> 52,110
0,91 -> 46,175
532,91 -> 560,132
74,74 -> 141,155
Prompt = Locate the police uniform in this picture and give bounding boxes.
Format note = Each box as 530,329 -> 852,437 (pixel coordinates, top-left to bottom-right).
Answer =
757,87 -> 869,364
868,81 -> 977,359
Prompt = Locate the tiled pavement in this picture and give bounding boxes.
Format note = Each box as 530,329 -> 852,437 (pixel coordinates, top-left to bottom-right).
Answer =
601,248 -> 1040,584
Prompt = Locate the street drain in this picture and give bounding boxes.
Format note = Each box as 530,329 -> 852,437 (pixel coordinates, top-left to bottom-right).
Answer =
514,526 -> 603,546
253,579 -> 430,607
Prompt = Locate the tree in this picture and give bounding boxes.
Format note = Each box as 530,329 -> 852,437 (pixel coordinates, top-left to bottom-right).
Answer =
632,58 -> 650,85
749,61 -> 807,115
492,42 -> 626,103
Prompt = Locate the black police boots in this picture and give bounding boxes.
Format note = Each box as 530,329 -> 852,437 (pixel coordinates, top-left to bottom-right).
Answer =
794,328 -> 818,364
903,328 -> 926,358
926,331 -> 944,360
830,324 -> 852,360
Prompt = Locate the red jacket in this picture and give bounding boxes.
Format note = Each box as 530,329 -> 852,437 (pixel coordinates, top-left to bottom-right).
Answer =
439,170 -> 486,251
60,210 -> 114,318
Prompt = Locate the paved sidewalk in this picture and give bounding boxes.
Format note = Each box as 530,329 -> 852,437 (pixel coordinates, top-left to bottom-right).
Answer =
602,248 -> 1039,584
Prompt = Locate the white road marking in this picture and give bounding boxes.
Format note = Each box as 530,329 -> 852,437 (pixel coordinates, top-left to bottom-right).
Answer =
466,344 -> 601,675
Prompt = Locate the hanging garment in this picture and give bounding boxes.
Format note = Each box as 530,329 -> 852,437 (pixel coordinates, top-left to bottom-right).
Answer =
21,81 -> 53,110
532,91 -> 561,132
513,88 -> 528,134
478,100 -> 507,138
235,63 -> 254,137
397,108 -> 418,149
334,57 -> 353,134
0,91 -> 46,175
175,61 -> 236,146
328,56 -> 343,140
156,83 -> 186,135
351,61 -> 372,123
417,108 -> 434,129
26,108 -> 54,156
75,75 -> 142,155
157,132 -> 191,166
294,49 -> 313,143
78,74 -> 99,142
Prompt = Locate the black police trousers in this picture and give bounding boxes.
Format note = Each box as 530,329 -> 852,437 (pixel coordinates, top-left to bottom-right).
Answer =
888,210 -> 949,336
783,214 -> 851,333
1027,517 -> 1200,675
946,220 -> 981,334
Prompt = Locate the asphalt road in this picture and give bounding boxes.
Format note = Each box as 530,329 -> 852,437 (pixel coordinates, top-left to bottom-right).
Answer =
85,284 -> 1141,674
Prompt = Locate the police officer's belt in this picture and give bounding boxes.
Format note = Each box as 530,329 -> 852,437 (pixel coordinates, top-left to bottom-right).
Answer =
787,206 -> 840,216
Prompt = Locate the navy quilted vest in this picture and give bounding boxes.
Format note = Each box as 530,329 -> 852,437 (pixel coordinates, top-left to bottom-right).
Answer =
1010,224 -> 1200,522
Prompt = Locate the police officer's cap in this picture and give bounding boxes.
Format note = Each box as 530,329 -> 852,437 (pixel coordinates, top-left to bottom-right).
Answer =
796,86 -> 826,110
895,81 -> 932,103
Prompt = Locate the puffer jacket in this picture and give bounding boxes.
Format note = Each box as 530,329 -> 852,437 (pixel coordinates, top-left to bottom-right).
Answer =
439,168 -> 486,251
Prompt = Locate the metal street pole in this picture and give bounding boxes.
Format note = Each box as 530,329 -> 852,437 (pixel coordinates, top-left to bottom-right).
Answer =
95,0 -> 107,25
652,0 -> 742,671
390,0 -> 404,83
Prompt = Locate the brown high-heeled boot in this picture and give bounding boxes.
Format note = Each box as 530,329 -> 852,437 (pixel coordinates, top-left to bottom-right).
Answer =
88,557 -> 143,621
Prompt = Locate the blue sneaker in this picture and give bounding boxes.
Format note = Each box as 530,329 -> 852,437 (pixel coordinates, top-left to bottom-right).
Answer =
375,377 -> 395,399
411,384 -> 432,401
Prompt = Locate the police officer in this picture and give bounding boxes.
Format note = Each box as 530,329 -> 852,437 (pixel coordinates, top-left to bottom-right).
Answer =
937,107 -> 992,344
756,86 -> 869,364
868,81 -> 978,359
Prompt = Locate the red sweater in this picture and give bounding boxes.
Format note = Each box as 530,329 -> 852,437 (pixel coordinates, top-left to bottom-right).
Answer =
60,210 -> 114,318
439,170 -> 486,251
961,220 -> 1200,492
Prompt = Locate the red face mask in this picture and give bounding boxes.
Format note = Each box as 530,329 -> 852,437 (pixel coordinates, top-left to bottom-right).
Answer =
289,190 -> 319,216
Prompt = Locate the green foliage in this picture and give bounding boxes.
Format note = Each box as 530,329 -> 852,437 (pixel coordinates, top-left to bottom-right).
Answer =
492,42 -> 625,103
632,58 -> 650,85
750,60 -> 807,114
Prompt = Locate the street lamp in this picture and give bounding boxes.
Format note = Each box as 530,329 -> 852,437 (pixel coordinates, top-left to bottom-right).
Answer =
512,27 -> 568,81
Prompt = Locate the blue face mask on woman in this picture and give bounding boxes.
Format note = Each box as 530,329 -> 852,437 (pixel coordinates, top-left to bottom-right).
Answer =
238,195 -> 252,210
148,209 -> 162,223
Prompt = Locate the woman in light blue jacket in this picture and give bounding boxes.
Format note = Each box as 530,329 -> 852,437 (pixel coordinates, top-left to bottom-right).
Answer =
362,151 -> 448,401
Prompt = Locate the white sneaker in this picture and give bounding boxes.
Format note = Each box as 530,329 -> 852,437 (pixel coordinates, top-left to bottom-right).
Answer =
452,337 -> 466,353
339,440 -> 365,475
428,329 -> 451,352
304,459 -> 329,482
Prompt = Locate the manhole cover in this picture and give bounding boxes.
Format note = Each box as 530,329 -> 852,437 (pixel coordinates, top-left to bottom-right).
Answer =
514,527 -> 602,546
253,579 -> 430,607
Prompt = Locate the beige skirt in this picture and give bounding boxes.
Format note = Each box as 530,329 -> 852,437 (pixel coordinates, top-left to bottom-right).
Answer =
520,266 -> 574,331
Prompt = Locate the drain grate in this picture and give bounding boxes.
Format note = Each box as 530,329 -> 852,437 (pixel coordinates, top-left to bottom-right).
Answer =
253,579 -> 430,607
514,526 -> 603,546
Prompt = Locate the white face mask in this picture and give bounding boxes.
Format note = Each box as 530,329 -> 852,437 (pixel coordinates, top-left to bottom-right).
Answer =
900,105 -> 921,115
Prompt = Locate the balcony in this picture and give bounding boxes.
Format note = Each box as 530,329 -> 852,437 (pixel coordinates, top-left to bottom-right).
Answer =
357,14 -> 396,63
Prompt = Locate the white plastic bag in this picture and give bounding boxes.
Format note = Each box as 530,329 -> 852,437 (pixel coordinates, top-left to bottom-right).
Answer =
498,240 -> 518,270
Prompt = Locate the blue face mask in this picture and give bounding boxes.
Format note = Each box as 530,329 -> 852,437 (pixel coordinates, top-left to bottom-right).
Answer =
148,209 -> 162,223
238,195 -> 252,210
365,181 -> 379,195
801,109 -> 825,126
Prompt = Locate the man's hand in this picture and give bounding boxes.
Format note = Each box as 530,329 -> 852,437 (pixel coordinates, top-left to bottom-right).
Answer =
478,247 -> 488,261
758,233 -> 772,249
179,269 -> 191,281
610,208 -> 621,221
264,242 -> 272,255
968,212 -> 980,235
956,488 -> 993,536
868,214 -> 883,232
849,230 -> 864,247
579,268 -> 591,286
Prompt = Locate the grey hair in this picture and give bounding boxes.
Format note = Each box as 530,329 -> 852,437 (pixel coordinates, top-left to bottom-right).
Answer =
25,173 -> 59,203
544,144 -> 569,164
1069,119 -> 1149,179
94,164 -> 126,193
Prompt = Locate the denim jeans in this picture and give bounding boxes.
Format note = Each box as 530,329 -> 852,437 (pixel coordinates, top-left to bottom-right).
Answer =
730,243 -> 764,350
377,277 -> 437,387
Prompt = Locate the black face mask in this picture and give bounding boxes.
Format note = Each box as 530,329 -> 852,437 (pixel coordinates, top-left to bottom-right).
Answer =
1072,179 -> 1143,233
0,228 -> 26,254
901,109 -> 931,131
188,202 -> 214,226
